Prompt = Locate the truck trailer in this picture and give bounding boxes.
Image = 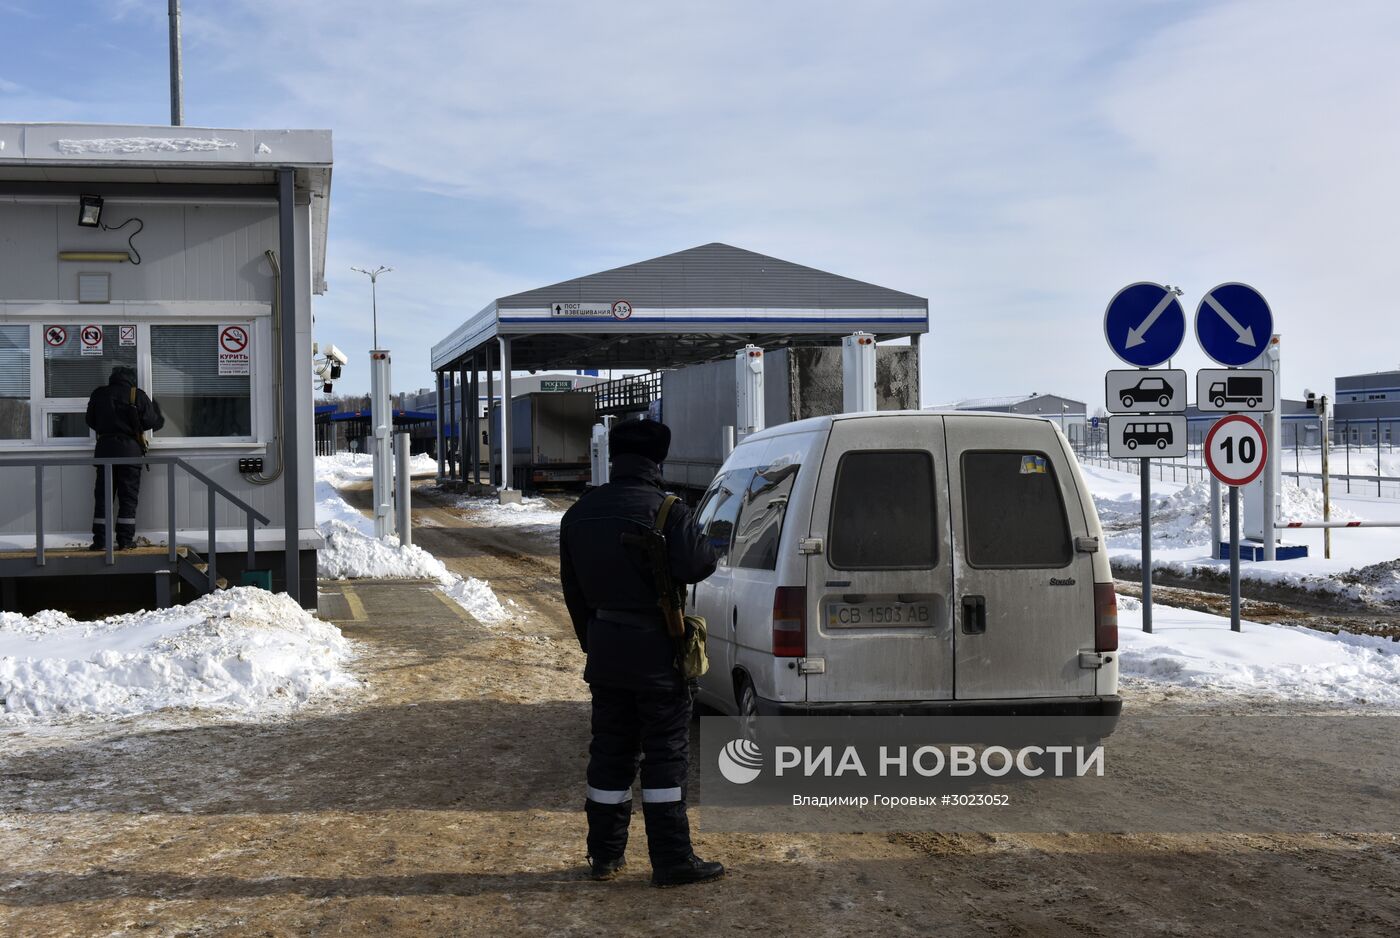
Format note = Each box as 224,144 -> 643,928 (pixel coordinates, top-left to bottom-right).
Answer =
489,391 -> 595,490
658,345 -> 920,492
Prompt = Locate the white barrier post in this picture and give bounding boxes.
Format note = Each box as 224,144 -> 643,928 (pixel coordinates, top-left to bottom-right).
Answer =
395,431 -> 412,547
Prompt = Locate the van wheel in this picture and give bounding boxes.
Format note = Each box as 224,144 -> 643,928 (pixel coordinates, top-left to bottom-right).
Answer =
1127,439 -> 1138,451
1156,438 -> 1167,449
737,678 -> 760,742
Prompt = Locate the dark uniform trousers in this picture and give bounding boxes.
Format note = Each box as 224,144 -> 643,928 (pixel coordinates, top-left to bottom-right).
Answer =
92,436 -> 143,545
583,614 -> 693,868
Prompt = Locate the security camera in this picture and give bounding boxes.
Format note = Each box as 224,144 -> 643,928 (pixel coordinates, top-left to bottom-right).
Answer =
322,382 -> 333,394
325,344 -> 349,366
330,363 -> 342,379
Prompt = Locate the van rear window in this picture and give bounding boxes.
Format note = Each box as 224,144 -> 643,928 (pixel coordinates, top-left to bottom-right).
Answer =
828,451 -> 936,570
961,451 -> 1072,568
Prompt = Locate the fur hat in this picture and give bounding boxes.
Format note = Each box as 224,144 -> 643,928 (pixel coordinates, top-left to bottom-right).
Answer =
609,419 -> 671,464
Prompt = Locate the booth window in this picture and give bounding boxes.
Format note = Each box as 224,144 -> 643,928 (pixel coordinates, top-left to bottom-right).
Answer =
151,325 -> 252,438
43,324 -> 137,399
0,325 -> 31,440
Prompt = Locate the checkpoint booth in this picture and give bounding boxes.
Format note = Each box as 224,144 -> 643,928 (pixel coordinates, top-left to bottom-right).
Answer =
0,123 -> 331,612
429,242 -> 929,497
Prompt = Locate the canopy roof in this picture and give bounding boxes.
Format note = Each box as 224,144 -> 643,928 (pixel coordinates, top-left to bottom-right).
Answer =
431,243 -> 928,372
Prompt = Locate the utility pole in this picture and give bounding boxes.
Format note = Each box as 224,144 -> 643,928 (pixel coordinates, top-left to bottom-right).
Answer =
168,0 -> 184,126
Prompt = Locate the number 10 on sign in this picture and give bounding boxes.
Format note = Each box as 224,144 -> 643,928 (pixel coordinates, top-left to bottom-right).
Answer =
1205,414 -> 1268,487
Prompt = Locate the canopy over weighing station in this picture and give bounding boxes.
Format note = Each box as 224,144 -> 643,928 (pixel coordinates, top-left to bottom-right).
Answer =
430,242 -> 928,492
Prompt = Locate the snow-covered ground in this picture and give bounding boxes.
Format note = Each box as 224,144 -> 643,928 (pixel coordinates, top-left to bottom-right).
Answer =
316,451 -> 438,488
1117,595 -> 1400,706
453,494 -> 565,534
1081,462 -> 1400,604
314,458 -> 508,623
0,588 -> 357,722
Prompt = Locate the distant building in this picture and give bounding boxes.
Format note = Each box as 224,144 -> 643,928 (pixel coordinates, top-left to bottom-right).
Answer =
933,393 -> 1087,447
1334,370 -> 1400,446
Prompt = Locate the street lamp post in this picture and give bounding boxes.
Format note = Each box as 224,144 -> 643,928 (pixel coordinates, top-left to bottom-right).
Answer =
351,265 -> 393,348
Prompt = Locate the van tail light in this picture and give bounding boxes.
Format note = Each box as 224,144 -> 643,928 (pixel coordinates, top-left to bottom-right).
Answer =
1094,582 -> 1119,652
772,586 -> 807,657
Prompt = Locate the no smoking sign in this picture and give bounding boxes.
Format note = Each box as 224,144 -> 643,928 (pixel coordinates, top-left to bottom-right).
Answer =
1205,414 -> 1268,487
217,323 -> 251,376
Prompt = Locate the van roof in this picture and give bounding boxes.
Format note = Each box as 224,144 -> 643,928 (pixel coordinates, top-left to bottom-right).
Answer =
738,409 -> 1058,446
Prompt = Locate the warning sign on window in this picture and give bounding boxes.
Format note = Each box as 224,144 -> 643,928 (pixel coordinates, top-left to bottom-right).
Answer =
218,324 -> 251,376
118,325 -> 137,347
79,324 -> 104,357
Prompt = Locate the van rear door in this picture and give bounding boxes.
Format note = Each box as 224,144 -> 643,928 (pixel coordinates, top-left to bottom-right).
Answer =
944,416 -> 1096,699
803,416 -> 954,703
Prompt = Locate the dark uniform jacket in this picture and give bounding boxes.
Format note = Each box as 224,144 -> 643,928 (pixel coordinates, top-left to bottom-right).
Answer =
560,453 -> 719,690
86,375 -> 164,456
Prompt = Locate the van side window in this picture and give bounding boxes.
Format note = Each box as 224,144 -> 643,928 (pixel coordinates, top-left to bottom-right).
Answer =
732,463 -> 801,570
961,451 -> 1072,568
701,468 -> 753,560
828,451 -> 937,570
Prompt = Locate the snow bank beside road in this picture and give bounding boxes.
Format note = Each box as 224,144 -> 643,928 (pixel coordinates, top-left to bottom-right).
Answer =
314,460 -> 508,624
1117,596 -> 1400,705
0,588 -> 356,722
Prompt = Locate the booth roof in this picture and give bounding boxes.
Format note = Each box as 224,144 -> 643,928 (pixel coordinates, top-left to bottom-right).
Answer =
430,242 -> 929,372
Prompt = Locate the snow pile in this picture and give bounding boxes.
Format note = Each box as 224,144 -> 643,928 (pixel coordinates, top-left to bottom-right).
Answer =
1096,477 -> 1355,550
0,588 -> 356,722
1098,481 -> 1218,550
314,459 -> 509,623
455,495 -> 564,532
1279,484 -> 1356,525
1116,596 -> 1400,705
1338,560 -> 1400,605
317,451 -> 438,488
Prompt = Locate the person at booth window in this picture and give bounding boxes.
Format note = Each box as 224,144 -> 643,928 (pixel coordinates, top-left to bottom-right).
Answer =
86,365 -> 164,550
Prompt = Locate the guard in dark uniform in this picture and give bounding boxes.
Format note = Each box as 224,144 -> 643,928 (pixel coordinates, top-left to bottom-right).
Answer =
560,419 -> 725,887
85,365 -> 164,550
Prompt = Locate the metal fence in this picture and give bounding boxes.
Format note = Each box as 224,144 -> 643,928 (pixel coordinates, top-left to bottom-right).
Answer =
1076,432 -> 1400,499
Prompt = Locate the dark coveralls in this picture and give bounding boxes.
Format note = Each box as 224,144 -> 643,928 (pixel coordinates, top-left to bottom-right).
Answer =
85,374 -> 164,546
560,453 -> 719,867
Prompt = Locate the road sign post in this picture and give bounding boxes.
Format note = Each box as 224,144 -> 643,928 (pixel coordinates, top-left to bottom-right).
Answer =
1205,414 -> 1268,633
1104,284 -> 1186,634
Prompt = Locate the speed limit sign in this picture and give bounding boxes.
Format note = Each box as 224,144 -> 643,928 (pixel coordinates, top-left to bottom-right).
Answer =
1205,414 -> 1268,487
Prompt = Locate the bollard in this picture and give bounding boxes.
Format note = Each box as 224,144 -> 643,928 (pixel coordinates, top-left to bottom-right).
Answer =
395,431 -> 412,547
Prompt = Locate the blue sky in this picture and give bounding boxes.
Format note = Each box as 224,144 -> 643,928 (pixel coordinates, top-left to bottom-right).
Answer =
4,0 -> 1398,404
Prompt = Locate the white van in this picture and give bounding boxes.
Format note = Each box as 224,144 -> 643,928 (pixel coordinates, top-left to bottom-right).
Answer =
687,411 -> 1120,727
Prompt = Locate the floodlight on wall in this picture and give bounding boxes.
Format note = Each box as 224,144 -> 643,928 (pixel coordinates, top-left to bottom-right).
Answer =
78,194 -> 104,227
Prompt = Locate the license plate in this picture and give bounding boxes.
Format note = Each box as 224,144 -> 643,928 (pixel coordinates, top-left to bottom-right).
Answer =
826,601 -> 933,629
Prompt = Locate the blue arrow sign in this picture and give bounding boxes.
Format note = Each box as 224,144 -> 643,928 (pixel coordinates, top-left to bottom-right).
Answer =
1103,282 -> 1185,367
1195,283 -> 1273,367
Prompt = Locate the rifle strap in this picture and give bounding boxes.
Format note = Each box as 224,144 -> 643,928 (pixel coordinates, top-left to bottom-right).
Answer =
653,495 -> 683,610
653,494 -> 678,536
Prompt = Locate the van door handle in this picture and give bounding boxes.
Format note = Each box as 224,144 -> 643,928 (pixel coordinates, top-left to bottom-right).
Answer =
732,607 -> 738,631
961,596 -> 987,634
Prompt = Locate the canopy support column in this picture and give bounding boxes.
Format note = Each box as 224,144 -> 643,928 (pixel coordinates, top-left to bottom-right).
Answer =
499,336 -> 517,502
434,370 -> 445,483
469,353 -> 481,486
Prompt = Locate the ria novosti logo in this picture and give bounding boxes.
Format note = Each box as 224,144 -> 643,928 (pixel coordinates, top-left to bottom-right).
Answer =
718,738 -> 764,784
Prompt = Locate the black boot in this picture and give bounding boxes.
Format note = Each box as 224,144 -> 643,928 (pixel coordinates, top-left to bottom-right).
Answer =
651,854 -> 725,888
588,855 -> 627,881
584,799 -> 631,875
644,800 -> 720,886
